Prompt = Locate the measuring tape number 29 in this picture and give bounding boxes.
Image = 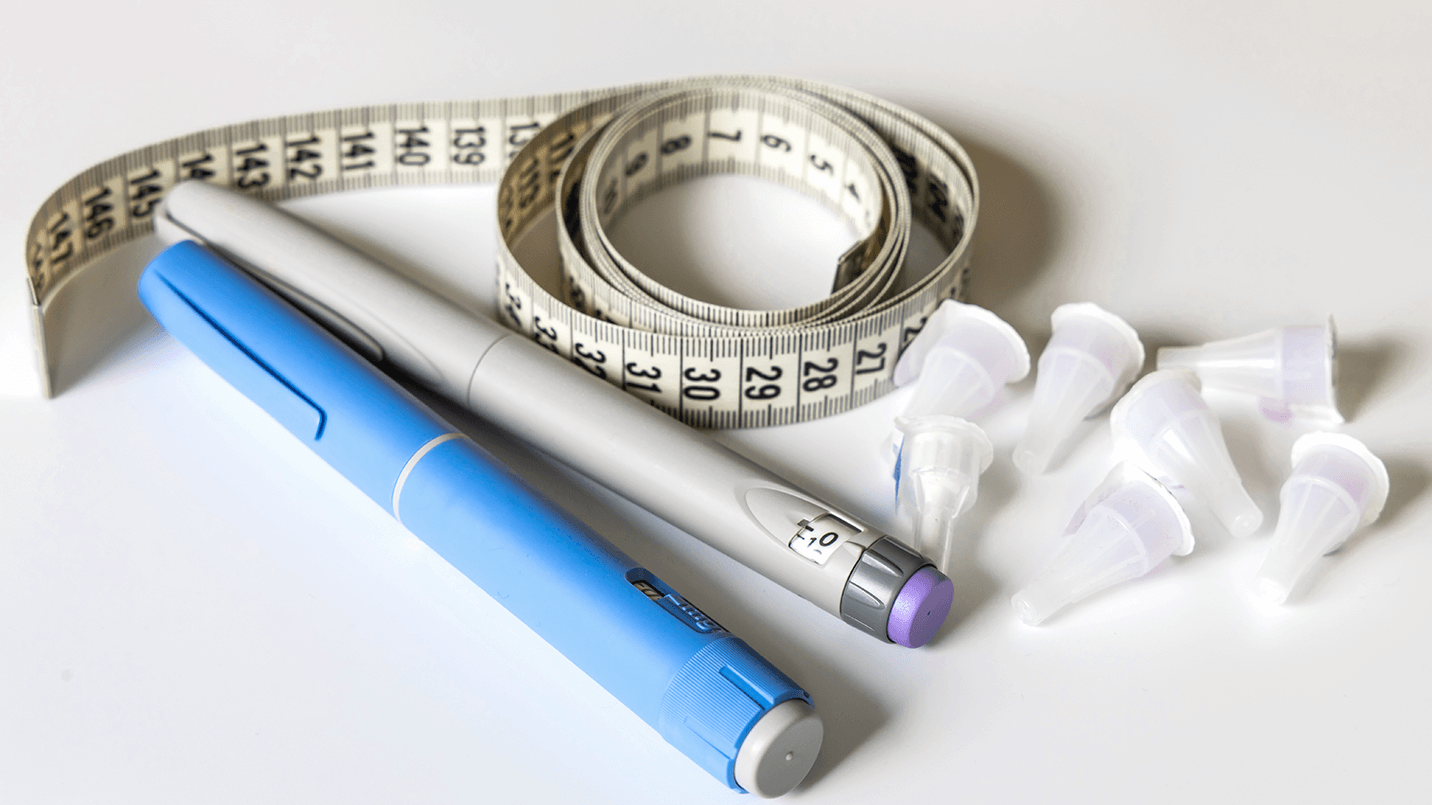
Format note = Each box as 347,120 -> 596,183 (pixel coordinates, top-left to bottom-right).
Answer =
25,76 -> 979,428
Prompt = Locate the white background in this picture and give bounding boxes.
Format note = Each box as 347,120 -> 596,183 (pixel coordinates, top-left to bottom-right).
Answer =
3,2 -> 1430,803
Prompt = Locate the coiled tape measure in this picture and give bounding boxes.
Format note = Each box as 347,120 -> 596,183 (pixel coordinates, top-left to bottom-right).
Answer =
24,76 -> 977,427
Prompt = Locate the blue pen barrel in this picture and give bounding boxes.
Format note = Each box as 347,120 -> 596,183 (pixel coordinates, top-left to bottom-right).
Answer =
399,437 -> 808,772
136,241 -> 817,794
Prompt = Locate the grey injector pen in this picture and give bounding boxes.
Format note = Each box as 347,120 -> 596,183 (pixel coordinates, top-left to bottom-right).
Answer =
156,180 -> 955,647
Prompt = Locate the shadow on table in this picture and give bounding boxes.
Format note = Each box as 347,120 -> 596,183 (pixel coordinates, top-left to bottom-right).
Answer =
1337,335 -> 1407,422
928,119 -> 1063,333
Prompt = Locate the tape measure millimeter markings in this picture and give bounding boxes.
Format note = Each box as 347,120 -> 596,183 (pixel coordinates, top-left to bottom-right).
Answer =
25,76 -> 978,428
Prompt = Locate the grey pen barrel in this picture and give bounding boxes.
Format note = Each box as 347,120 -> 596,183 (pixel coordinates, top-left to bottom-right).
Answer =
157,179 -> 954,647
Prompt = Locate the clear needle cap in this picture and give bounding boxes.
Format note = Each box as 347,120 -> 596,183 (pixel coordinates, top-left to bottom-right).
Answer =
894,415 -> 994,576
1255,432 -> 1389,604
1013,302 -> 1145,475
1156,316 -> 1341,424
1012,462 -> 1193,626
893,299 -> 1030,420
1110,369 -> 1264,537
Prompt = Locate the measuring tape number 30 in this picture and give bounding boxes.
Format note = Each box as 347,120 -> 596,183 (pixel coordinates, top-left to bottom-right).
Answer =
25,76 -> 978,428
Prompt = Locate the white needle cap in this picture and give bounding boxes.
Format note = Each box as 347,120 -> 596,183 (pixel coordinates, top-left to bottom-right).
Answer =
1255,432 -> 1389,604
1013,302 -> 1144,475
1013,462 -> 1193,626
1157,316 -> 1341,424
1111,369 -> 1264,537
893,299 -> 1030,419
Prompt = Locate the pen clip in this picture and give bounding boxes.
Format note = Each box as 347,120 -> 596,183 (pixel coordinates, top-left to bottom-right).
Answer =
139,253 -> 327,441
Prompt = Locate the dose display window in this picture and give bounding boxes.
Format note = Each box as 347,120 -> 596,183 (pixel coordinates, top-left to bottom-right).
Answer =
789,513 -> 861,564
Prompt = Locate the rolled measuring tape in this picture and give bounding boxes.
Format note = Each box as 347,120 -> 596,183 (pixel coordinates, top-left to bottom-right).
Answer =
24,75 -> 977,427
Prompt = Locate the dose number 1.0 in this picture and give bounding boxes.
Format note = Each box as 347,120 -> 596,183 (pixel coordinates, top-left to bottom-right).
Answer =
789,513 -> 861,564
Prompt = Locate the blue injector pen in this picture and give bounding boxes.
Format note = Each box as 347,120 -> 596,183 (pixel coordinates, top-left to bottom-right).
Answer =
136,240 -> 823,797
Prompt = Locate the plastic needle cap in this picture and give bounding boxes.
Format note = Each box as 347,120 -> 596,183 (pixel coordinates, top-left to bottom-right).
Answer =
1255,432 -> 1389,604
893,299 -> 1031,419
1157,316 -> 1341,424
894,415 -> 993,575
1013,463 -> 1193,626
1013,303 -> 1145,475
1111,370 -> 1264,537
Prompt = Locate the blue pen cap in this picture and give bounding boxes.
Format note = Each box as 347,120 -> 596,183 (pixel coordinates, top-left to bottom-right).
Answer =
138,240 -> 449,511
660,637 -> 814,790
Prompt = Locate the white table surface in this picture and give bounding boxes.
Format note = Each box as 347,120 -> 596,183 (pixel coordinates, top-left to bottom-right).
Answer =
3,2 -> 1430,802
